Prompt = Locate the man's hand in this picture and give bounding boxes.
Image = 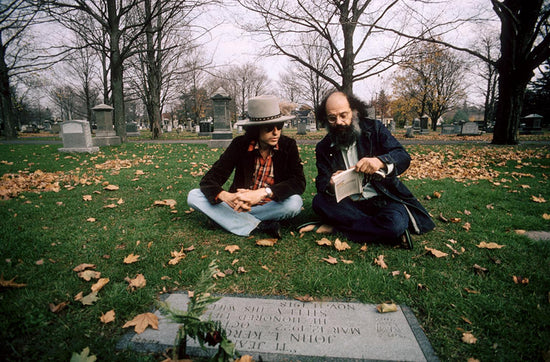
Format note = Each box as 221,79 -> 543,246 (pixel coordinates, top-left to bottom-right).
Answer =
235,188 -> 268,208
329,170 -> 344,187
355,157 -> 384,174
218,190 -> 250,212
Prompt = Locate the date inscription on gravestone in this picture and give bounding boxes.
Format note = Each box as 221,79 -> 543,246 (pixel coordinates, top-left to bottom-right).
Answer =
126,294 -> 437,361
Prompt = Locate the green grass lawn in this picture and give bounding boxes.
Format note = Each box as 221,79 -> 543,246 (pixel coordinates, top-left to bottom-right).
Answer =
0,141 -> 549,361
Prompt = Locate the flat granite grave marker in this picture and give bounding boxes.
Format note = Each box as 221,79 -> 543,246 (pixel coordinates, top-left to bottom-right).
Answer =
119,293 -> 438,361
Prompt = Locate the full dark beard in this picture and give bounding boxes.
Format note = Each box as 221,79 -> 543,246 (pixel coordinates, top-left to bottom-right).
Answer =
328,119 -> 360,149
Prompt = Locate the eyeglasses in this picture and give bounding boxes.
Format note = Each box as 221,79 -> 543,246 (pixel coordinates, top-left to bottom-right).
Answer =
262,123 -> 284,132
327,110 -> 351,124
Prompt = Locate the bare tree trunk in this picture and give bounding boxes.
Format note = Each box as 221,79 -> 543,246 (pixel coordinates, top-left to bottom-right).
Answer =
145,0 -> 162,139
107,1 -> 126,142
492,72 -> 528,145
0,40 -> 17,139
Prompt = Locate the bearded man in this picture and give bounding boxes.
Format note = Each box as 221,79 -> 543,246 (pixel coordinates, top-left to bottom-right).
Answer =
309,91 -> 435,248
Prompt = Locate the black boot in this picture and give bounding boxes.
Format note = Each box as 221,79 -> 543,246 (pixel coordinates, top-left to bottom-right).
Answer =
254,220 -> 281,239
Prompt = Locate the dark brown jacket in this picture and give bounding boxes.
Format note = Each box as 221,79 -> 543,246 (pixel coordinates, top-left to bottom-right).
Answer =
200,134 -> 306,204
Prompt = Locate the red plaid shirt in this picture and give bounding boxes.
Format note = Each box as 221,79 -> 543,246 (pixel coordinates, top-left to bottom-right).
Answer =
248,140 -> 278,203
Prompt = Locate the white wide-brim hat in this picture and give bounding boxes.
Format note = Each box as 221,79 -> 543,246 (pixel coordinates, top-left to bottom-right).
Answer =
235,95 -> 295,126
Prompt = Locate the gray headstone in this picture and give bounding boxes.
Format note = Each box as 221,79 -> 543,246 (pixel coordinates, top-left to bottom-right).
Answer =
440,124 -> 457,135
119,293 -> 438,361
58,120 -> 99,153
460,122 -> 480,136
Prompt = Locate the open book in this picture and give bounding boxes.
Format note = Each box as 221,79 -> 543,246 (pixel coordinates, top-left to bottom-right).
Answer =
331,168 -> 386,203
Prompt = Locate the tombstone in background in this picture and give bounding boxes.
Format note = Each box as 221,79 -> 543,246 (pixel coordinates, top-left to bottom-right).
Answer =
460,121 -> 481,136
58,120 -> 99,153
126,122 -> 140,137
388,120 -> 396,133
420,114 -> 430,135
440,124 -> 457,135
520,114 -> 544,135
92,104 -> 121,146
412,119 -> 421,133
208,88 -> 233,148
405,126 -> 415,138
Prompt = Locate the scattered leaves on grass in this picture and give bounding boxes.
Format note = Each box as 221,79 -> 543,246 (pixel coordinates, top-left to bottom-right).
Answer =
376,302 -> 397,313
464,288 -> 480,294
425,246 -> 448,258
237,266 -> 247,273
122,312 -> 159,334
340,257 -> 354,264
512,275 -> 529,284
125,274 -> 146,291
70,347 -> 97,362
91,278 -> 109,293
322,256 -> 338,265
462,222 -> 471,231
256,238 -> 277,247
462,332 -> 478,344
82,195 -> 92,201
316,237 -> 332,246
542,213 -> 550,220
334,238 -> 351,251
124,253 -> 140,264
103,184 -> 119,191
86,217 -> 96,222
0,274 -> 26,288
360,244 -> 368,251
225,245 -> 240,254
439,213 -> 449,222
49,301 -> 69,313
100,310 -> 115,324
477,241 -> 505,249
374,255 -> 388,269
432,191 -> 442,198
80,292 -> 99,305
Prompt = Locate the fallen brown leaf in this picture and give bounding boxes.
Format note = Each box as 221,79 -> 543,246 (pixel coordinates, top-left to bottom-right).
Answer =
91,278 -> 109,293
461,332 -> 477,344
122,312 -> 159,334
124,253 -> 140,264
225,245 -> 240,254
376,302 -> 397,313
73,263 -> 96,272
334,238 -> 351,251
512,275 -> 529,284
100,309 -> 116,324
0,274 -> 26,288
49,301 -> 69,313
373,255 -> 388,269
322,255 -> 338,265
125,274 -> 146,290
425,246 -> 448,258
476,241 -> 505,249
316,237 -> 332,246
256,238 -> 277,247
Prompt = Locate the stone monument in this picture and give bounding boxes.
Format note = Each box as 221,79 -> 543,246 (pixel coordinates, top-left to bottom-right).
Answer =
208,88 -> 233,148
120,293 -> 438,361
520,114 -> 544,135
126,122 -> 140,137
58,120 -> 99,153
92,104 -> 121,147
420,115 -> 430,135
460,121 -> 481,136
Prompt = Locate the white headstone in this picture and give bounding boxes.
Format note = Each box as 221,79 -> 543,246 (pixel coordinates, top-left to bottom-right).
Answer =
58,120 -> 99,153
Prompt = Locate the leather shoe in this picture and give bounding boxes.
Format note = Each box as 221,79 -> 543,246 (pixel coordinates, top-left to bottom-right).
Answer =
255,221 -> 281,239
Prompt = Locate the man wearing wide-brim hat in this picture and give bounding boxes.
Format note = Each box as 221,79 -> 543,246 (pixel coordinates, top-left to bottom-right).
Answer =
187,95 -> 305,238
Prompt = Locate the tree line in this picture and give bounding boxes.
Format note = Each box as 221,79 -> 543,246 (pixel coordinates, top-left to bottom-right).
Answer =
1,0 -> 549,145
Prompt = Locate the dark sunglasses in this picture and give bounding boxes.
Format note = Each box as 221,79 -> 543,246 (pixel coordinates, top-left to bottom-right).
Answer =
262,123 -> 284,132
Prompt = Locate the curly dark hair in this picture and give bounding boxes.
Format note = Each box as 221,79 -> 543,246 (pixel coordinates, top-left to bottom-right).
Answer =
315,91 -> 370,127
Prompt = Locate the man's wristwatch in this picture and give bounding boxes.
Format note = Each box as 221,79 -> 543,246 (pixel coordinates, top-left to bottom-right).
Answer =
265,187 -> 273,198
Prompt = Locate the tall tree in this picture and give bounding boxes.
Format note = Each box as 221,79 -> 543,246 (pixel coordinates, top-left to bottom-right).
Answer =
393,42 -> 466,130
43,0 -> 164,142
1,0 -> 51,138
237,0 -> 415,93
378,0 -> 550,144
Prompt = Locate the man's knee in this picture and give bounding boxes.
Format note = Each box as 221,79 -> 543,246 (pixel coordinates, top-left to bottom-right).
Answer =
186,188 -> 203,208
282,194 -> 303,217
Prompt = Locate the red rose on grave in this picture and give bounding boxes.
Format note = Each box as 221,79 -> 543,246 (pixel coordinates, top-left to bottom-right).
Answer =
205,330 -> 222,346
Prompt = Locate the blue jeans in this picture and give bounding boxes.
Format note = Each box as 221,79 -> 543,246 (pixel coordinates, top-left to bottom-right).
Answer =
312,193 -> 409,244
187,189 -> 303,236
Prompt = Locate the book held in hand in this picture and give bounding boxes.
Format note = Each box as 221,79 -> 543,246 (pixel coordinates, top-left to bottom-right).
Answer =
331,168 -> 386,203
